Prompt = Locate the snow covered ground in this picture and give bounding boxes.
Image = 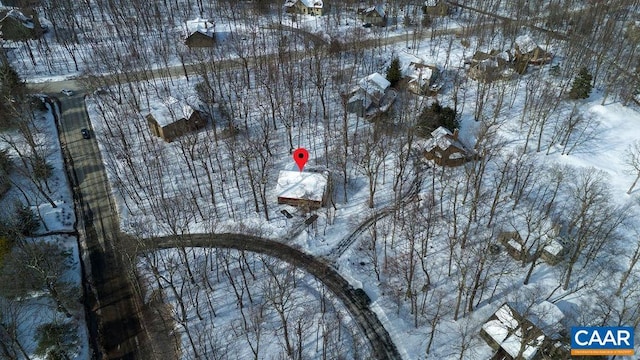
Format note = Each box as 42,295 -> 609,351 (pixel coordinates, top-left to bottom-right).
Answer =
138,247 -> 372,359
0,103 -> 88,359
6,1 -> 640,358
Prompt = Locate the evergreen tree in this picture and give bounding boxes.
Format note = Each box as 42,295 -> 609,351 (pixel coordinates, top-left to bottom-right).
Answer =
416,101 -> 458,136
0,60 -> 24,99
14,202 -> 39,236
35,322 -> 78,360
386,57 -> 402,87
569,67 -> 593,99
0,61 -> 25,128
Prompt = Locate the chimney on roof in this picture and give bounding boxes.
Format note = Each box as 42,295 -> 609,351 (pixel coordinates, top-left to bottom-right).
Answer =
453,128 -> 459,140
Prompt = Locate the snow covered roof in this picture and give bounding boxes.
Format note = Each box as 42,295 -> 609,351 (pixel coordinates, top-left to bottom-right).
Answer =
148,97 -> 197,127
407,64 -> 435,88
501,329 -> 543,360
186,18 -> 215,37
543,239 -> 564,257
483,304 -> 545,360
398,52 -> 424,75
425,126 -> 468,153
529,301 -> 564,338
276,170 -> 328,202
285,0 -> 323,8
358,72 -> 390,96
515,34 -> 538,54
363,4 -> 386,17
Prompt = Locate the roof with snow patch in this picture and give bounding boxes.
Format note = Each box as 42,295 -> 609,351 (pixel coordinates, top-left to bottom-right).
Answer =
186,18 -> 215,37
147,97 -> 197,128
276,170 -> 328,203
285,0 -> 323,9
424,126 -> 468,153
358,72 -> 390,96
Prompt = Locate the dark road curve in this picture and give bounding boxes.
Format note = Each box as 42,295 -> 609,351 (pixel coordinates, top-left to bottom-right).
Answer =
146,233 -> 403,360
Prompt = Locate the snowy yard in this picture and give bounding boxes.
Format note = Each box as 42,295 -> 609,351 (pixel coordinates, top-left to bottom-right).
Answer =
0,103 -> 88,359
4,0 -> 640,358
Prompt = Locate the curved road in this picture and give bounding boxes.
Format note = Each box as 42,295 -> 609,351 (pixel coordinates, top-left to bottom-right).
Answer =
43,84 -> 402,359
149,233 -> 401,359
30,20 -> 483,360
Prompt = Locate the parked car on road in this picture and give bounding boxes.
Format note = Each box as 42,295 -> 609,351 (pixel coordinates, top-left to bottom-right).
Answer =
61,89 -> 74,96
81,128 -> 90,139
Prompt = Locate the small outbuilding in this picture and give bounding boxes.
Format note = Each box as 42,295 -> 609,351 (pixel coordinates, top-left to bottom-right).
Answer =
497,230 -> 566,265
276,170 -> 329,210
146,97 -> 206,143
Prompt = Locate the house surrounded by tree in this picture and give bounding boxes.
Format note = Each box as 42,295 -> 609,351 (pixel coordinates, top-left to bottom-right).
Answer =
346,72 -> 392,116
284,0 -> 324,16
276,170 -> 330,210
184,18 -> 216,48
146,97 -> 206,142
423,126 -> 473,166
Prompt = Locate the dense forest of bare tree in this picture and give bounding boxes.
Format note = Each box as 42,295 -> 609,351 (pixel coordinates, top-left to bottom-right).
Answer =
3,0 -> 640,358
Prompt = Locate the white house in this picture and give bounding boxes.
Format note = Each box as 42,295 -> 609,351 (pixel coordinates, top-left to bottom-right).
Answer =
346,72 -> 391,116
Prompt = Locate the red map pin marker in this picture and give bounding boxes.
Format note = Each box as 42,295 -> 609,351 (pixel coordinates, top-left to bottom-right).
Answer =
293,148 -> 309,172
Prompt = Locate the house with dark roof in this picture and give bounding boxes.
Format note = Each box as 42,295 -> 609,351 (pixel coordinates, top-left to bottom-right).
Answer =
284,0 -> 324,16
423,127 -> 473,166
146,97 -> 206,142
513,35 -> 553,68
466,50 -> 515,83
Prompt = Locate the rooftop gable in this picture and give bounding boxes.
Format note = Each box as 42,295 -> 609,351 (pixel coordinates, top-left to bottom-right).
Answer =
358,72 -> 390,96
186,18 -> 215,37
148,97 -> 197,128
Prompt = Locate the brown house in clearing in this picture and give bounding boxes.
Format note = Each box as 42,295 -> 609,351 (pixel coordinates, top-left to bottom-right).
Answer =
423,0 -> 450,16
146,98 -> 206,143
467,50 -> 515,83
276,170 -> 330,210
423,127 -> 473,166
184,19 -> 216,48
284,0 -> 324,16
498,229 -> 566,265
357,5 -> 387,27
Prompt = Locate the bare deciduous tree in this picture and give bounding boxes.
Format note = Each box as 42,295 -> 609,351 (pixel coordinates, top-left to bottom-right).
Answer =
624,140 -> 640,194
